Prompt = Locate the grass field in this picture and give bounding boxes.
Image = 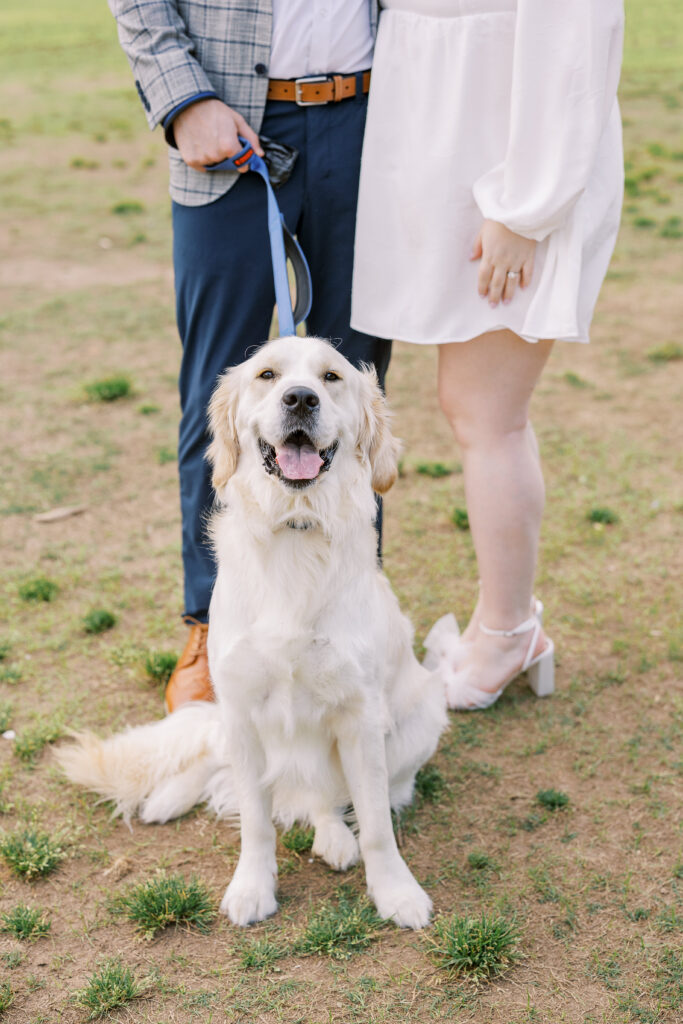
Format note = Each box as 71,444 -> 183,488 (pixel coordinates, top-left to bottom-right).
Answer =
0,2 -> 682,1021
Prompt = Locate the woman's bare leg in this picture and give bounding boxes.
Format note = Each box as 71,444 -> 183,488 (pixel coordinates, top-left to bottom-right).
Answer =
437,329 -> 553,693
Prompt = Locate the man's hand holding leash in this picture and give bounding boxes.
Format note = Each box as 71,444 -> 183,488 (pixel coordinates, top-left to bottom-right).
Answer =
174,98 -> 263,172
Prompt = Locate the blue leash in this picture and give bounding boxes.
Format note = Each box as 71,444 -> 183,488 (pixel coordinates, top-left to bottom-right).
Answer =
206,138 -> 312,337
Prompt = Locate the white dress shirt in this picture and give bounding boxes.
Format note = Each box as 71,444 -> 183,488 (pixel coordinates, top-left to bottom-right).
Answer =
269,0 -> 375,79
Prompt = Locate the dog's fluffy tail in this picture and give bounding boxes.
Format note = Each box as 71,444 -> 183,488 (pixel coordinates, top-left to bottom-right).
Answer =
55,702 -> 232,825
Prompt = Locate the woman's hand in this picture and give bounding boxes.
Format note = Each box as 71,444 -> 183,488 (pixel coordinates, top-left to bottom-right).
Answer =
470,220 -> 536,306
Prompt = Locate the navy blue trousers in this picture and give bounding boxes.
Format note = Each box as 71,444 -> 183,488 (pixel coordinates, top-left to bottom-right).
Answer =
173,96 -> 391,621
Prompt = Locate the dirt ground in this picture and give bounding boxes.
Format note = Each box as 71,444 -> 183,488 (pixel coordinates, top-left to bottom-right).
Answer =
0,3 -> 682,1022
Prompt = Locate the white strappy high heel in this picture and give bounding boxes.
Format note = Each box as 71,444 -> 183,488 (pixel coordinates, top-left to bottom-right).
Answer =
423,598 -> 544,674
442,614 -> 554,711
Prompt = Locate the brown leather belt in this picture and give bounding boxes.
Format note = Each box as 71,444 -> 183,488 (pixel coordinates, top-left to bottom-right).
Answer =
267,71 -> 371,106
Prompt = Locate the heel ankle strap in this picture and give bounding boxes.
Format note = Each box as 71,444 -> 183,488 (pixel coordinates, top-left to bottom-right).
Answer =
479,615 -> 537,639
479,615 -> 541,673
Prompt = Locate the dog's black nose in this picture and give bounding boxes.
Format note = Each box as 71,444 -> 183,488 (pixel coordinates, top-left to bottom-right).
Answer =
281,387 -> 320,413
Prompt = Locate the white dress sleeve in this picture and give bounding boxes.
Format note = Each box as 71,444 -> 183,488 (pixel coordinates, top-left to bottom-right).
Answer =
473,0 -> 624,241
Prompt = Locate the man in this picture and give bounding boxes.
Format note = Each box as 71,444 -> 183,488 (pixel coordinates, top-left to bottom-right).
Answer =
108,1 -> 390,710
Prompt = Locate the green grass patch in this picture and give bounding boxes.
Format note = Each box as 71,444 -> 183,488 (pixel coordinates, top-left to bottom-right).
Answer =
415,461 -> 456,478
0,702 -> 12,732
660,215 -> 683,238
0,827 -> 67,879
653,947 -> 683,1010
114,873 -> 216,940
636,165 -> 663,182
624,906 -> 650,922
0,641 -> 10,661
591,951 -> 623,990
138,403 -> 160,415
18,576 -> 58,602
518,812 -> 547,832
563,371 -> 590,388
1,952 -> 23,970
528,866 -> 562,903
414,763 -> 446,803
83,608 -> 117,634
646,341 -> 683,363
239,936 -> 287,971
0,782 -> 13,816
467,850 -> 498,873
452,507 -> 470,531
632,216 -> 656,229
587,507 -> 619,525
0,905 -> 51,941
536,788 -> 570,811
0,982 -> 14,1014
668,637 -> 683,663
70,156 -> 99,169
656,905 -> 683,933
84,374 -> 133,402
0,666 -> 21,685
281,824 -> 314,854
144,650 -> 178,685
14,718 -> 63,765
425,913 -> 521,981
615,994 -> 657,1023
73,958 -> 148,1020
526,869 -> 577,937
157,445 -> 176,465
297,888 -> 384,960
111,199 -> 145,215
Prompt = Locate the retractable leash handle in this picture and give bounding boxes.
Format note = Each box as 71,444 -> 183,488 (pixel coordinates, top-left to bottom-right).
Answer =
205,139 -> 312,337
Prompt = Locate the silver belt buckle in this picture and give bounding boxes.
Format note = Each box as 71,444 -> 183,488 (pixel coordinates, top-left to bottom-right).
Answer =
294,75 -> 331,106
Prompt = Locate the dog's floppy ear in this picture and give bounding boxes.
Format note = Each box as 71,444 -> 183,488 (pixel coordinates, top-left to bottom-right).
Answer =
206,368 -> 241,489
357,367 -> 402,495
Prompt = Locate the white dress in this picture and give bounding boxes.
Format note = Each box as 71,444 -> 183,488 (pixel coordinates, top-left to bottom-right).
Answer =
351,0 -> 625,344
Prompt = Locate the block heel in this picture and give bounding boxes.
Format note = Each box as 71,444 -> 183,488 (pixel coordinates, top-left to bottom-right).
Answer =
443,610 -> 555,711
526,639 -> 555,697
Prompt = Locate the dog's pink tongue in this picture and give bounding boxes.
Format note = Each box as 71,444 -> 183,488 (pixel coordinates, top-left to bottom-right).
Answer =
275,443 -> 323,480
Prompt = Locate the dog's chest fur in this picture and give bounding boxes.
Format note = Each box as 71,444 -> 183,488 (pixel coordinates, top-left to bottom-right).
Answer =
207,509 -> 391,812
210,516 -> 383,706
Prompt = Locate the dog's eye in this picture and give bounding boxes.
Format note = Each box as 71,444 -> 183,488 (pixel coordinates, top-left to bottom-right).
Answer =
323,371 -> 341,382
258,369 -> 276,381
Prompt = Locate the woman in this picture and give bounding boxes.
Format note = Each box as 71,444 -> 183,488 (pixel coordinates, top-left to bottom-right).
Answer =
352,0 -> 624,709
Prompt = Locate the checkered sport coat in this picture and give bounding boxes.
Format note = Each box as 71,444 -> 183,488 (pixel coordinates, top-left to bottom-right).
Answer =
109,1 -> 379,206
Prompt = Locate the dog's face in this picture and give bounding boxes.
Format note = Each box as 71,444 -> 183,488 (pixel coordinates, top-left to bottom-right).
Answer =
207,337 -> 400,497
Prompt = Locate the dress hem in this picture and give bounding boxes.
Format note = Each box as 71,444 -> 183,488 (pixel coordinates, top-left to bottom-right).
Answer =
350,319 -> 590,346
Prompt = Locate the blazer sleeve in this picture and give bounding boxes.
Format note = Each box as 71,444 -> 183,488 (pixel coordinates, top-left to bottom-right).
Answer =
472,0 -> 624,241
108,0 -> 218,130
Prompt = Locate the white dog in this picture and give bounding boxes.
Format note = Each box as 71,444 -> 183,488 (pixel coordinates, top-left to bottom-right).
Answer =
58,337 -> 447,930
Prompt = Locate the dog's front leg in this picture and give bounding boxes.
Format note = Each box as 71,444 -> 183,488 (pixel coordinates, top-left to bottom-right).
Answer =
336,713 -> 432,930
220,719 -> 278,926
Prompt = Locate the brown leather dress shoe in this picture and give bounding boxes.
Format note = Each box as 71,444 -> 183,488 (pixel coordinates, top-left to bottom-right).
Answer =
165,618 -> 214,713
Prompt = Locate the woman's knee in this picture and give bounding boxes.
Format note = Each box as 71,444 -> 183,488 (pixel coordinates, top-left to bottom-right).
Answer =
438,392 -> 530,451
437,379 -> 475,444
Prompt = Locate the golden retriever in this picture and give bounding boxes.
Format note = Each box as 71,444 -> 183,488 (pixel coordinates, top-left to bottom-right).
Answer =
58,337 -> 447,930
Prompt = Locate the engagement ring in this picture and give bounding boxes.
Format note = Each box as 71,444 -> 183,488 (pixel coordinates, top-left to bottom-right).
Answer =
506,270 -> 520,279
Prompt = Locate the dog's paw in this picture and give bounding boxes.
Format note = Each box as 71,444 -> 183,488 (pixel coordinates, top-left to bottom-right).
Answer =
312,820 -> 360,871
370,874 -> 433,930
220,876 -> 278,927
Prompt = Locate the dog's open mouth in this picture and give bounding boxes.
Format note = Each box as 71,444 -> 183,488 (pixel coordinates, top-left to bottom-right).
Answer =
259,431 -> 339,488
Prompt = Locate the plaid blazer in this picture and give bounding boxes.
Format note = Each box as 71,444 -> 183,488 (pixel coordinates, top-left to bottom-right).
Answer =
109,1 -> 379,206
